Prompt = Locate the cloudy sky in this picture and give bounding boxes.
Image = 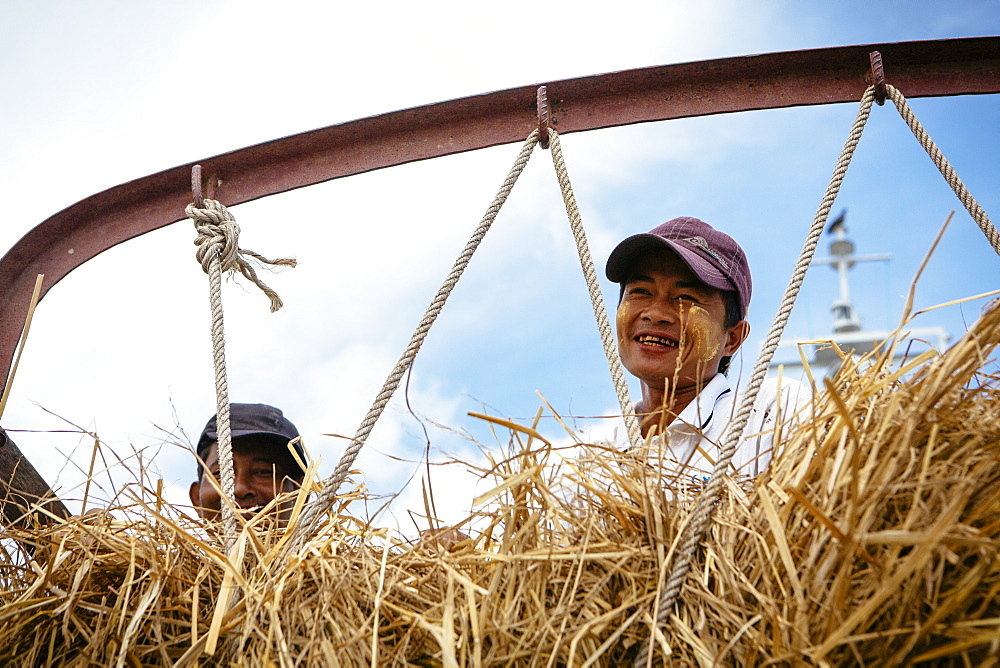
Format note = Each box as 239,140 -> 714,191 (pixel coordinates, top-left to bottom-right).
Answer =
1,1 -> 997,531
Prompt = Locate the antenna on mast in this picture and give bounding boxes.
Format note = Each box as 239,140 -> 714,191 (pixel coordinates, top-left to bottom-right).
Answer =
770,210 -> 949,375
813,210 -> 891,334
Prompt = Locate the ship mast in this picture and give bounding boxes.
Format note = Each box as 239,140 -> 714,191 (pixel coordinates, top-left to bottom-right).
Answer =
771,211 -> 949,374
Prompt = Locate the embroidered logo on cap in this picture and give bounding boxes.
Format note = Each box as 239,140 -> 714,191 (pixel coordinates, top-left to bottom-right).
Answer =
683,236 -> 730,269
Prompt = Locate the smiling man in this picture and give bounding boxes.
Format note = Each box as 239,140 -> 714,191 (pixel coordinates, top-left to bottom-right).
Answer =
606,217 -> 808,481
189,403 -> 307,524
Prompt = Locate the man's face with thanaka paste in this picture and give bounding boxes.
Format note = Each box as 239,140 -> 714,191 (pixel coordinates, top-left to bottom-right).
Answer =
616,248 -> 749,397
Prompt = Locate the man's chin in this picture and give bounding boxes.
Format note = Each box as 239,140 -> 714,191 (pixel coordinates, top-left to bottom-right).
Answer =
239,506 -> 265,521
196,500 -> 297,529
197,506 -> 272,524
623,353 -> 680,379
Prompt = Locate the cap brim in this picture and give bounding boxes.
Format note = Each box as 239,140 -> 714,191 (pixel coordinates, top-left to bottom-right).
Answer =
229,428 -> 290,442
197,430 -> 307,475
199,428 -> 293,449
606,234 -> 735,293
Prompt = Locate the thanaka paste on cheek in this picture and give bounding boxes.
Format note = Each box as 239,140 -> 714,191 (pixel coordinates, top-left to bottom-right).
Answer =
616,300 -> 630,347
686,304 -> 724,363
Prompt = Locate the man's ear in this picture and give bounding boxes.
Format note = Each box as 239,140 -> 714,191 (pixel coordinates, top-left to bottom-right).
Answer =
189,480 -> 202,509
724,320 -> 751,356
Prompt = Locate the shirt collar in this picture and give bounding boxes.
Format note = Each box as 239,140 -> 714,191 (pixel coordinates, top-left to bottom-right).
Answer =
669,373 -> 732,434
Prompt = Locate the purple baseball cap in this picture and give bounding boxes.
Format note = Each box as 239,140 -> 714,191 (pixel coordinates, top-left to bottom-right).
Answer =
605,216 -> 752,319
196,403 -> 306,477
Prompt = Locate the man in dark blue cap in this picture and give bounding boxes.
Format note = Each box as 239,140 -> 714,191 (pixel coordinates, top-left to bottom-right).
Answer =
606,217 -> 809,481
189,403 -> 307,522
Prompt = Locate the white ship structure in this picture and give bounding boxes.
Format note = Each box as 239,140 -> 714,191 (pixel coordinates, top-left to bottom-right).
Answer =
769,211 -> 949,377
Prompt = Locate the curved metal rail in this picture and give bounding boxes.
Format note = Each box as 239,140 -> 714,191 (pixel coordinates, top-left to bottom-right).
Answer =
3,37 -> 999,392
2,36 -> 999,393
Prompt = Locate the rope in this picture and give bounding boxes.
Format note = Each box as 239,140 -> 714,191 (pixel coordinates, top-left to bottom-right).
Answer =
186,198 -> 297,551
546,129 -> 642,449
287,131 -> 542,548
634,86 -> 877,666
884,84 -> 1000,256
189,199 -> 298,312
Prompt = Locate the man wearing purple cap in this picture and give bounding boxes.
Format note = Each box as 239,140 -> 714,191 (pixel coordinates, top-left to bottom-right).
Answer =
189,403 -> 307,524
606,217 -> 808,481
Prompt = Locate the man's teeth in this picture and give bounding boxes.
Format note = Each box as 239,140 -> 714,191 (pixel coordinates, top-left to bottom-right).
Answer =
637,335 -> 676,347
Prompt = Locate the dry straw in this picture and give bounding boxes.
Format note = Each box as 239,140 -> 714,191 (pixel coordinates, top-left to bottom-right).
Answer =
2,298 -> 999,665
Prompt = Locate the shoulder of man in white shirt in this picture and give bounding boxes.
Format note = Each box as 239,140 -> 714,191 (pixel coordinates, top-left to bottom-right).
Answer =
607,373 -> 811,474
729,374 -> 812,475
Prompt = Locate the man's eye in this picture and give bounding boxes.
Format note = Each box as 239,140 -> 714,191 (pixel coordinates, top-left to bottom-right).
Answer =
627,287 -> 651,296
676,294 -> 699,303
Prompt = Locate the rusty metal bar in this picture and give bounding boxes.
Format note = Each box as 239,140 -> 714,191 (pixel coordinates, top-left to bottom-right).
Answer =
1,37 -> 998,399
0,429 -> 71,531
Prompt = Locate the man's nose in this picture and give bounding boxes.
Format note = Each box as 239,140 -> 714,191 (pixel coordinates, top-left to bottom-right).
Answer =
233,470 -> 256,501
642,297 -> 679,323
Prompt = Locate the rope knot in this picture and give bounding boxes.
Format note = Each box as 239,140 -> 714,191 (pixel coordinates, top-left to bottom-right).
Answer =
185,199 -> 297,312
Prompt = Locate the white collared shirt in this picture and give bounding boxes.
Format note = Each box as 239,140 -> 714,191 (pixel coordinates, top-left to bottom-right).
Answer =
617,373 -> 811,486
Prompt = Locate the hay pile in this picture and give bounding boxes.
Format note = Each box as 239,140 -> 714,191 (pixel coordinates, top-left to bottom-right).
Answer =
2,299 -> 998,666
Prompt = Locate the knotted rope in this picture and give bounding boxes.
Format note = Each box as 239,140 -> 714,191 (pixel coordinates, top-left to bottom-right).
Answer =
884,84 -> 1000,256
190,199 -> 298,313
186,198 -> 296,551
287,131 -> 542,549
546,128 -> 642,449
635,86 -> 878,666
